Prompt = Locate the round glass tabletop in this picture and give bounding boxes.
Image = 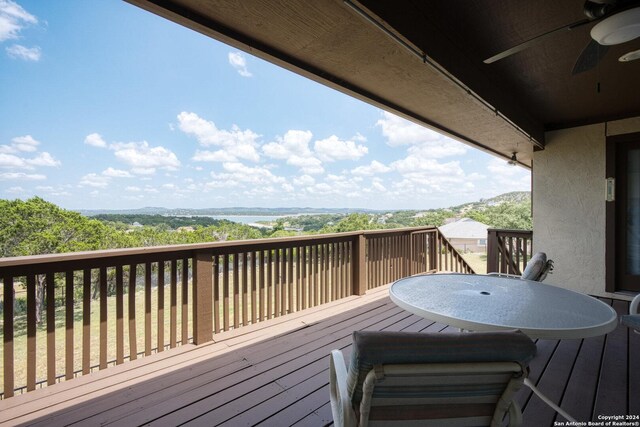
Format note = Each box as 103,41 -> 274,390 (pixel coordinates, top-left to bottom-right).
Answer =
389,274 -> 618,339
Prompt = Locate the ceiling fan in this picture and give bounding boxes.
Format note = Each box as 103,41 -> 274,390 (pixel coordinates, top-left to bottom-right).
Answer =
483,0 -> 640,74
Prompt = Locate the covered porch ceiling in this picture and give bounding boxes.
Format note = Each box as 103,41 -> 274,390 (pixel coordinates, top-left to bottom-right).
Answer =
126,0 -> 640,168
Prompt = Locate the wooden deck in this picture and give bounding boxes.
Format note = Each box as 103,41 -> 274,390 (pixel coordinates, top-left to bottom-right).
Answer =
1,284 -> 637,426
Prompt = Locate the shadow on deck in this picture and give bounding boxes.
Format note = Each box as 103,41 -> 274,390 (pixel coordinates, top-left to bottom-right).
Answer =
1,285 -> 638,426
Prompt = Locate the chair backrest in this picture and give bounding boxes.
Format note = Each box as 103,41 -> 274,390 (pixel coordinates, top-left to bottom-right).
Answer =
521,252 -> 554,281
621,293 -> 640,332
347,330 -> 537,426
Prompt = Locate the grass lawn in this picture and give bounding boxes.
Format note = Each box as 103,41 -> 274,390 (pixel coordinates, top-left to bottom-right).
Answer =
461,252 -> 487,274
1,284 -> 193,395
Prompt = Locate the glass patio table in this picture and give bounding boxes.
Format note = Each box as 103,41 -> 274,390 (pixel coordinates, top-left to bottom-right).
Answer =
389,273 -> 618,340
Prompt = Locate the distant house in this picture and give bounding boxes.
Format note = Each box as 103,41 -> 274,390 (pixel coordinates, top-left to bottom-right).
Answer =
438,218 -> 489,253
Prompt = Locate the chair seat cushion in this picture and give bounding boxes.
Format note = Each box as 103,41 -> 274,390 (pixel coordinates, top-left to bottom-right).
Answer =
346,330 -> 536,404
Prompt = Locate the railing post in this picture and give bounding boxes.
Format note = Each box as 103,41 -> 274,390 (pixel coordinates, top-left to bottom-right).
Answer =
192,250 -> 213,345
352,234 -> 367,296
486,229 -> 498,274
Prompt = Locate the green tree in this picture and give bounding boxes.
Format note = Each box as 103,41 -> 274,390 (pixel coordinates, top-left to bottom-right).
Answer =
411,210 -> 451,227
320,213 -> 381,233
465,201 -> 531,230
0,197 -> 127,323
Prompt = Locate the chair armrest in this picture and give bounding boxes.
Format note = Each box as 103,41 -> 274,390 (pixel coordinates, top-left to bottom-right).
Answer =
630,294 -> 640,315
329,349 -> 357,427
507,401 -> 523,426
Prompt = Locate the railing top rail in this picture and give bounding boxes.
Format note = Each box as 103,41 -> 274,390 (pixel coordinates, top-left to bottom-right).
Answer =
487,228 -> 533,235
0,226 -> 438,269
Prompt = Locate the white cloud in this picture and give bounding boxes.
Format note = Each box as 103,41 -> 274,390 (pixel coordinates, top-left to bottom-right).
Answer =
288,154 -> 324,174
111,141 -> 180,172
5,186 -> 24,193
377,111 -> 466,158
26,152 -> 60,167
0,171 -> 45,180
314,135 -> 368,161
85,133 -> 107,148
192,149 -> 237,163
102,167 -> 132,178
486,158 -> 531,193
125,186 -> 141,192
228,51 -> 252,77
351,160 -> 391,176
282,182 -> 294,192
0,0 -> 37,42
0,152 -> 26,168
262,130 -> 325,174
11,135 -> 39,151
207,162 -> 285,189
293,174 -> 315,187
6,44 -> 40,61
0,137 -> 59,169
79,173 -> 109,188
371,180 -> 387,192
131,167 -> 156,175
178,112 -> 260,162
263,130 -> 313,158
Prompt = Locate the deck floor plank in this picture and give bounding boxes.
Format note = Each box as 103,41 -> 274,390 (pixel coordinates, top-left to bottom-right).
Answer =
556,334 -> 606,421
0,287 -> 634,427
593,300 -> 629,417
521,338 -> 582,426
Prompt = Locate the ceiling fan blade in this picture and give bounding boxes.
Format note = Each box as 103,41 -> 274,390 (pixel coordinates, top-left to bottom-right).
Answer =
484,19 -> 592,64
572,39 -> 609,74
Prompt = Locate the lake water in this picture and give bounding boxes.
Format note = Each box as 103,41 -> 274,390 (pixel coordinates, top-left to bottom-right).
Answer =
181,215 -> 284,226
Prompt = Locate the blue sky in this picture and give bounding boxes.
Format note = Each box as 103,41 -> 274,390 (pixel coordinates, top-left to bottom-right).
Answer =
0,0 -> 530,211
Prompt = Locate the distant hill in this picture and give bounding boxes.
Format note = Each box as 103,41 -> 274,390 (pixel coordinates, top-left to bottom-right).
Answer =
78,191 -> 530,217
447,191 -> 530,213
79,206 -> 382,216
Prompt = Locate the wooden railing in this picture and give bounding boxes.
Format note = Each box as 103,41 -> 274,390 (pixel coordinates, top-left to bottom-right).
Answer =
486,229 -> 533,275
0,227 -> 473,398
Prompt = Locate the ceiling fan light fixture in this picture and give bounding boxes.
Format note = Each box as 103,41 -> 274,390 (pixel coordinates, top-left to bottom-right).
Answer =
619,48 -> 640,62
590,7 -> 640,45
508,153 -> 518,166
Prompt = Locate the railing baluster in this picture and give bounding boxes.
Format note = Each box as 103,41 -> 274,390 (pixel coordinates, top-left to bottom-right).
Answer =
223,253 -> 230,331
128,264 -> 137,361
157,261 -> 164,353
251,252 -> 257,324
267,250 -> 273,318
259,250 -> 266,320
99,267 -> 108,369
181,258 -> 188,345
213,255 -> 220,334
4,276 -> 15,397
287,247 -> 293,313
170,260 -> 177,348
283,247 -> 289,312
116,265 -> 124,364
233,253 -> 239,327
144,262 -> 151,356
82,269 -> 91,374
274,249 -> 281,317
46,272 -> 55,385
301,247 -> 307,310
65,271 -> 74,380
242,252 -> 248,326
27,274 -> 36,391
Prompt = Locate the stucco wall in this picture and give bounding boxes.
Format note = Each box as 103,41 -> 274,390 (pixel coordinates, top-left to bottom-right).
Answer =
533,117 -> 640,298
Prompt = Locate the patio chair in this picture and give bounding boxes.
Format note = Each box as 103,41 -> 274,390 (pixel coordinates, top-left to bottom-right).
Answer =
329,330 -> 537,427
488,251 -> 554,282
621,293 -> 640,333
